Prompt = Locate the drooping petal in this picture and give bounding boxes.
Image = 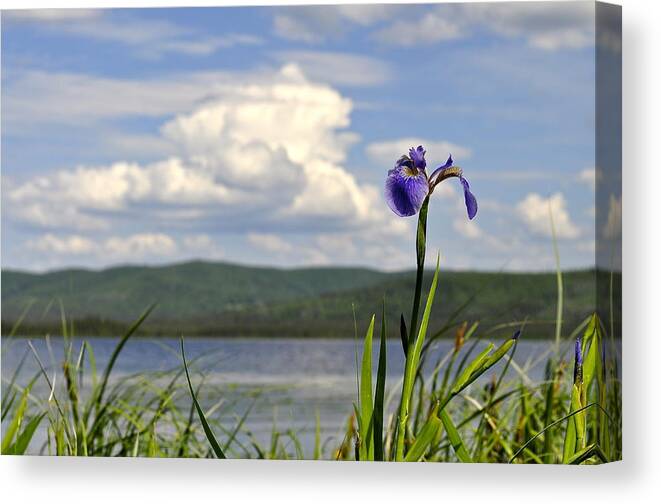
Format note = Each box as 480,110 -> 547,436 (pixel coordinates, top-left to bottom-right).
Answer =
428,155 -> 453,185
409,146 -> 427,170
385,166 -> 429,217
460,176 -> 478,220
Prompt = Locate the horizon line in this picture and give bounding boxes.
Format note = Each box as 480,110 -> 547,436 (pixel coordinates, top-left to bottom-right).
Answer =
1,257 -> 604,276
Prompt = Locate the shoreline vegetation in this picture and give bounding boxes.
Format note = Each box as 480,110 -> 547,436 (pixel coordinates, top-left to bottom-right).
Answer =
1,261 -> 620,339
0,264 -> 623,462
0,252 -> 623,463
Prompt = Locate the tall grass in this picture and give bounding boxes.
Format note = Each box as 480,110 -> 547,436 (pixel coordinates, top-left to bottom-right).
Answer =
1,241 -> 621,463
1,290 -> 621,463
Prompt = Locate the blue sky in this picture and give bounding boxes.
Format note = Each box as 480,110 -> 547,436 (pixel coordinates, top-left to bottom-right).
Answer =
1,2 -> 608,272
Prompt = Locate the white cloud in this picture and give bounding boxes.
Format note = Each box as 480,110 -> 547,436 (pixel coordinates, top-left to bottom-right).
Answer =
179,234 -> 225,260
453,218 -> 483,240
248,233 -> 293,254
373,11 -> 462,46
273,14 -> 320,44
579,167 -> 597,190
246,225 -> 411,270
333,5 -> 402,26
3,9 -> 100,22
273,5 -> 401,43
4,9 -> 261,59
7,65 -> 403,266
2,70 -> 230,128
365,138 -> 471,168
24,232 -> 223,263
273,51 -> 392,87
375,2 -> 595,50
27,234 -> 96,255
472,2 -> 595,50
517,192 -> 580,239
104,233 -> 177,258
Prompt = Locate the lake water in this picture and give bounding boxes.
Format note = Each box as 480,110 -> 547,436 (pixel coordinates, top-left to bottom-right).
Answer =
2,336 -> 566,457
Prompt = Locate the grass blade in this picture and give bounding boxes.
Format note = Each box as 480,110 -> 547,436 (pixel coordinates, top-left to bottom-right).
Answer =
405,409 -> 442,462
440,410 -> 472,463
373,301 -> 388,461
568,443 -> 608,465
359,315 -> 375,461
314,410 -> 321,460
180,337 -> 226,459
510,402 -> 599,463
8,413 -> 47,455
93,304 -> 155,414
1,380 -> 35,454
396,253 -> 440,461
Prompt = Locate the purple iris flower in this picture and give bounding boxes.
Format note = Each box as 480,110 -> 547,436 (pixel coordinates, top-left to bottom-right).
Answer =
385,146 -> 477,220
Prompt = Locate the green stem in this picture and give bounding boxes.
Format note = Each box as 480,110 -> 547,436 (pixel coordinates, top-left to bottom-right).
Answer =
396,197 -> 430,461
409,197 -> 429,348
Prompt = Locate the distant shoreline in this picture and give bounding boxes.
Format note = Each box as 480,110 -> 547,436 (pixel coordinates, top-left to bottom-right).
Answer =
0,318 -> 584,340
2,262 -> 619,341
0,257 -> 603,276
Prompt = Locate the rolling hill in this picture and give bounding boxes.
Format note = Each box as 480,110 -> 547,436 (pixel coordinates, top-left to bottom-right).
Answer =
1,261 -> 606,339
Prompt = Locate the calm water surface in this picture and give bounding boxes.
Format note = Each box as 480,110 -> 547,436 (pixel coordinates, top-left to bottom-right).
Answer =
2,336 -> 563,456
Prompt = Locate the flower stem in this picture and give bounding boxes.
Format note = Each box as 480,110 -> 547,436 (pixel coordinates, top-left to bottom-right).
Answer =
395,196 -> 429,461
409,196 -> 429,349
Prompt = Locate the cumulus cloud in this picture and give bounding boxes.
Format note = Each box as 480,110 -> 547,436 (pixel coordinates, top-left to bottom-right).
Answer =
517,193 -> 580,239
6,65 -> 406,266
365,138 -> 471,168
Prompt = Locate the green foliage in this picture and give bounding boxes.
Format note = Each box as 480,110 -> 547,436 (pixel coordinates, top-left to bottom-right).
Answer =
1,263 -> 611,339
358,315 -> 375,461
1,248 -> 621,464
395,254 -> 441,461
440,410 -> 472,463
373,302 -> 388,461
1,309 -> 622,463
180,337 -> 226,459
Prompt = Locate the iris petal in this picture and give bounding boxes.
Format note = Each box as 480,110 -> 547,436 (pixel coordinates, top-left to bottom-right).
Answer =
385,166 -> 429,217
460,176 -> 478,220
409,146 -> 427,170
428,155 -> 453,185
